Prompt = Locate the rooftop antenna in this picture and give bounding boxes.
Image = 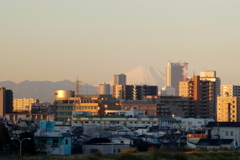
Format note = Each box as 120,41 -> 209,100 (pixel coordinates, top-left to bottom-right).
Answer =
182,62 -> 188,81
87,84 -> 88,94
73,77 -> 83,111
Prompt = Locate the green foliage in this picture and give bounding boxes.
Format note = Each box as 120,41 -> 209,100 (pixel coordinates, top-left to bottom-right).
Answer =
118,153 -> 144,160
92,151 -> 102,157
151,150 -> 174,160
12,131 -> 36,156
20,132 -> 36,155
4,150 -> 240,160
121,148 -> 138,153
0,122 -> 12,151
174,153 -> 188,160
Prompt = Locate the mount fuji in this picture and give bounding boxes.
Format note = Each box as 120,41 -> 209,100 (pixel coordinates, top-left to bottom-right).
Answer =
108,66 -> 165,88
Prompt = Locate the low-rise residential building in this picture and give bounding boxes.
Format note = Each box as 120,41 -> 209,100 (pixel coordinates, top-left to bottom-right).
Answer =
83,138 -> 130,154
72,116 -> 160,128
195,139 -> 234,150
5,113 -> 55,124
206,122 -> 240,144
181,118 -> 215,131
120,100 -> 157,118
72,113 -> 178,133
55,90 -> 119,122
34,121 -> 71,155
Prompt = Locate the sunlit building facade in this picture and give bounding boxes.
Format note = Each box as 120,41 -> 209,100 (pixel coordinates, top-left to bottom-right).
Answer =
179,75 -> 217,119
217,96 -> 240,122
13,98 -> 39,112
221,85 -> 240,97
165,62 -> 183,96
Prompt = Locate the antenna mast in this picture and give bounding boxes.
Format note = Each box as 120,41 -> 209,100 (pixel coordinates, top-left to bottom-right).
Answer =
182,62 -> 188,81
73,77 -> 83,111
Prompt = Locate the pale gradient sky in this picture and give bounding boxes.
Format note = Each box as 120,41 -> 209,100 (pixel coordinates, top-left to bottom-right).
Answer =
1,0 -> 240,85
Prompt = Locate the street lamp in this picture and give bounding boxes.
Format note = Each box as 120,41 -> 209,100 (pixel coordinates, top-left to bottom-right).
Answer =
11,137 -> 31,156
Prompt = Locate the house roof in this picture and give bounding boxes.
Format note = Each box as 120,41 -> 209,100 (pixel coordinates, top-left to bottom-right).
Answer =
86,138 -> 111,144
158,118 -> 177,121
61,133 -> 71,137
122,135 -> 142,140
196,139 -> 234,146
148,126 -> 159,132
137,135 -> 156,138
206,122 -> 240,128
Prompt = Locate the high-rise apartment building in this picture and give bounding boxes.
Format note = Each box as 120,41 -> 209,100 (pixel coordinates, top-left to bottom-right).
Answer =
166,62 -> 185,96
217,95 -> 240,122
157,96 -> 194,118
13,98 -> 39,112
5,90 -> 13,113
113,85 -> 158,100
160,86 -> 175,96
0,87 -> 13,116
98,83 -> 110,95
200,71 -> 221,96
221,85 -> 240,97
179,75 -> 217,119
114,74 -> 126,85
0,87 -> 6,116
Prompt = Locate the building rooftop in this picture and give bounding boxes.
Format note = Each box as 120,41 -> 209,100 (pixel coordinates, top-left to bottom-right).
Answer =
206,122 -> 240,128
73,115 -> 127,118
196,139 -> 234,146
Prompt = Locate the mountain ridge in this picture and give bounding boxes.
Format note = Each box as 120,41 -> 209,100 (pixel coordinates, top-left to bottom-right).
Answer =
0,66 -> 165,102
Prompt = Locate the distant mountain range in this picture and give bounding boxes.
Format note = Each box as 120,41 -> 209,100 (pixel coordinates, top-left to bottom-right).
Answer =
0,66 -> 165,102
0,80 -> 98,102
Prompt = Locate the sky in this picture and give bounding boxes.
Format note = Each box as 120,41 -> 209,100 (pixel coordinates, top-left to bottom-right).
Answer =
1,0 -> 240,85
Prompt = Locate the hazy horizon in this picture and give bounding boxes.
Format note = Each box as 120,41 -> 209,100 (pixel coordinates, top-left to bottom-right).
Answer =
1,1 -> 240,85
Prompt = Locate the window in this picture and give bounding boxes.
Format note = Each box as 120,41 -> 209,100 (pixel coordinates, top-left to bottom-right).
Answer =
39,139 -> 47,144
52,139 -> 59,148
148,107 -> 155,110
230,131 -> 233,136
226,131 -> 228,136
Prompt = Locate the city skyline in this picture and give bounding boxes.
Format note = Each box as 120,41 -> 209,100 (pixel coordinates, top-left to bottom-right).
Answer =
1,1 -> 240,85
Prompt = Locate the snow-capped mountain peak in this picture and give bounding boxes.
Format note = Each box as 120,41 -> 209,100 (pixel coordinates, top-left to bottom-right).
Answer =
108,66 -> 165,88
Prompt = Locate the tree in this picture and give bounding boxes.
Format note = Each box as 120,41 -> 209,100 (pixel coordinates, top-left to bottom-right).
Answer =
19,132 -> 36,155
0,122 -> 12,151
